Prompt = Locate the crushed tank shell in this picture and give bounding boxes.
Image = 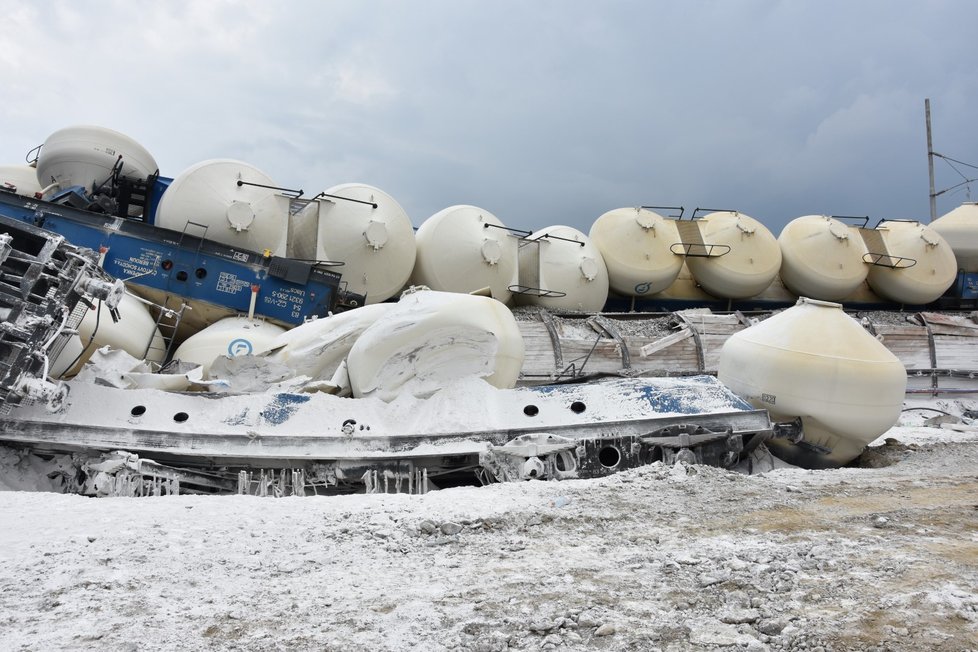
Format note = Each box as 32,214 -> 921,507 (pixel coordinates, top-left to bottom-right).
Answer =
718,297 -> 906,468
36,125 -> 158,194
347,289 -> 525,401
685,211 -> 781,299
865,221 -> 957,304
930,202 -> 978,273
589,207 -> 683,297
172,316 -> 287,377
778,215 -> 869,301
315,183 -> 417,304
515,225 -> 609,312
155,159 -> 290,256
0,164 -> 42,197
411,205 -> 519,303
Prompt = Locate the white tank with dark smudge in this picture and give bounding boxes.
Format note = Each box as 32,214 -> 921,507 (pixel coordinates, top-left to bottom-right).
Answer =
778,215 -> 869,301
865,221 -> 957,305
172,316 -> 287,377
685,211 -> 781,299
718,297 -> 906,468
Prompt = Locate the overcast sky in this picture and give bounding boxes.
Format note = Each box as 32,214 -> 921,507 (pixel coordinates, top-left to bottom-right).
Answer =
2,0 -> 976,234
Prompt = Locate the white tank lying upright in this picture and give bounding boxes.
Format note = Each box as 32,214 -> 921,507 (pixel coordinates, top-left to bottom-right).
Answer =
35,125 -> 158,194
0,164 -> 42,197
685,211 -> 781,299
155,159 -> 290,256
411,205 -> 519,303
172,316 -> 287,377
515,225 -> 609,312
865,221 -> 957,304
718,297 -> 906,468
589,207 -> 683,296
778,215 -> 869,301
347,288 -> 524,401
309,183 -> 417,304
930,202 -> 978,272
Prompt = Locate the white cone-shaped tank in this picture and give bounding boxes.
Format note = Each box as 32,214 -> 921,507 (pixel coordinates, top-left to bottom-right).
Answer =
411,205 -> 519,303
312,183 -> 416,304
172,316 -> 287,377
515,225 -> 609,312
930,202 -> 978,273
685,211 -> 781,299
778,215 -> 869,301
589,207 -> 683,297
0,164 -> 42,197
155,159 -> 290,256
865,221 -> 957,304
347,288 -> 525,401
35,125 -> 158,194
718,297 -> 906,468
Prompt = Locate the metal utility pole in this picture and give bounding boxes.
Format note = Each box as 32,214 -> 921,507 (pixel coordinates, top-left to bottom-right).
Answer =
926,98 -> 937,222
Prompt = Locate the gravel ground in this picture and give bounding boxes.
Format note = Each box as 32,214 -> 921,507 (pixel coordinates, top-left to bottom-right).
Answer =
1,410 -> 977,651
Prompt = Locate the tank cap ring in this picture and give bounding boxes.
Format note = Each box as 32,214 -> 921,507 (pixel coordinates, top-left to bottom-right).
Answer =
226,201 -> 256,232
635,210 -> 657,230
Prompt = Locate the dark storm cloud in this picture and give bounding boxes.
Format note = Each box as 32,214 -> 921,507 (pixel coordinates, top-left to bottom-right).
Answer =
2,0 -> 976,235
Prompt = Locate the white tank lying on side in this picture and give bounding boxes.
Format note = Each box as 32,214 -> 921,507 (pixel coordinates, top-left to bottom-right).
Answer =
930,202 -> 978,273
0,164 -> 42,197
172,316 -> 287,377
589,207 -> 683,297
155,159 -> 290,256
515,225 -> 609,312
347,288 -> 525,401
685,211 -> 781,299
718,297 -> 906,468
36,125 -> 158,194
310,183 -> 417,304
411,205 -> 519,303
778,215 -> 869,301
865,221 -> 957,305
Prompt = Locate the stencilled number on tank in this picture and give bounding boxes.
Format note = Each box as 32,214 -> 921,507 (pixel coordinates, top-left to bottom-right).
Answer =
761,393 -> 776,405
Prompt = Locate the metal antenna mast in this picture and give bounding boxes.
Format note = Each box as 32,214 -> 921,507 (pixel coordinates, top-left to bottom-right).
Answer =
926,98 -> 937,223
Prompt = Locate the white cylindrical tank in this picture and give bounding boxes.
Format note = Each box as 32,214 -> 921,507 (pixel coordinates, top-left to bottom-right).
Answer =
685,211 -> 781,299
779,215 -> 869,301
155,159 -> 290,256
411,205 -> 519,303
35,125 -> 158,194
347,288 -> 525,401
314,183 -> 416,304
70,293 -> 166,371
930,202 -> 978,273
172,316 -> 287,377
515,225 -> 609,312
865,221 -> 958,304
0,164 -> 42,197
718,297 -> 906,468
589,207 -> 683,297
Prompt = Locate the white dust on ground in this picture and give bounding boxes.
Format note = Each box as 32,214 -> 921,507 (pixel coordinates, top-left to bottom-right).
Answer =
1,409 -> 977,651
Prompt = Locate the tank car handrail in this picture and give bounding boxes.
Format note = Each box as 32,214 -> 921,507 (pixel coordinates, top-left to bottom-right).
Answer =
669,242 -> 732,258
25,143 -> 42,166
311,190 -> 378,208
507,284 -> 568,298
640,205 -> 685,219
237,179 -> 303,199
690,207 -> 737,220
522,232 -> 586,247
829,214 -> 870,228
861,252 -> 917,269
483,223 -> 532,237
